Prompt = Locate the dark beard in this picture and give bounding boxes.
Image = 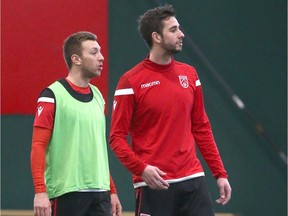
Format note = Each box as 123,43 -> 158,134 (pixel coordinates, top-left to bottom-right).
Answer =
161,41 -> 182,55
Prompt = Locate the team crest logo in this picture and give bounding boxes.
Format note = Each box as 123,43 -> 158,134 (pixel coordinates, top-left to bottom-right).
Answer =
179,75 -> 189,88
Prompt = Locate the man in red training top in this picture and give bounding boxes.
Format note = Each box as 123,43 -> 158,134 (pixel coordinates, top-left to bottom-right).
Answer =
31,31 -> 122,216
110,5 -> 231,216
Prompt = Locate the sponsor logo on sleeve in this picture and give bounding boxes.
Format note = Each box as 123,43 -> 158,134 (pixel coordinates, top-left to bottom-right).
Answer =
37,106 -> 44,116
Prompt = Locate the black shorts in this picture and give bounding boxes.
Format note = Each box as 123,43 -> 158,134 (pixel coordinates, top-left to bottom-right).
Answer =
135,176 -> 214,216
50,191 -> 110,216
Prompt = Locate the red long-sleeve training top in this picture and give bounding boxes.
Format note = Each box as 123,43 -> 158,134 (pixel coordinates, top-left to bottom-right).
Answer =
110,57 -> 228,187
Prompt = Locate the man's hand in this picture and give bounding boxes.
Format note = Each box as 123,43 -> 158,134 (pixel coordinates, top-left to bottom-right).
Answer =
216,178 -> 232,205
34,192 -> 51,216
110,193 -> 122,216
141,165 -> 169,189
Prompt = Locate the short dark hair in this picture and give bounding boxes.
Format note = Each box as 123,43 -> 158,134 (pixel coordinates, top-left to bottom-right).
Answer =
138,5 -> 176,48
63,31 -> 97,69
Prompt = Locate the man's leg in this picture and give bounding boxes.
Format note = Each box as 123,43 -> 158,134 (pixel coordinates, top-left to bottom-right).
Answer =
135,186 -> 176,216
51,192 -> 92,216
176,177 -> 215,216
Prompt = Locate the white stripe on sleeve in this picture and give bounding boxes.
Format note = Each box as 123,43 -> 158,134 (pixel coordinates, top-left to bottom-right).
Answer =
196,79 -> 201,86
114,88 -> 134,96
37,97 -> 55,103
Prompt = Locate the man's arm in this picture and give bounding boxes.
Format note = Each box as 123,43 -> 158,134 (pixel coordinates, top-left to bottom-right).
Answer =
110,176 -> 122,216
31,126 -> 52,216
191,78 -> 231,204
31,88 -> 55,216
109,76 -> 147,176
191,79 -> 228,178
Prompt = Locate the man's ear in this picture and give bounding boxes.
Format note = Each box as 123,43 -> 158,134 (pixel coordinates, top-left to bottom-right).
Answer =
152,32 -> 161,44
71,54 -> 81,66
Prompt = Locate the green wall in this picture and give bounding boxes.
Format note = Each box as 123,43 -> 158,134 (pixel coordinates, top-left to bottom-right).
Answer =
1,1 -> 286,216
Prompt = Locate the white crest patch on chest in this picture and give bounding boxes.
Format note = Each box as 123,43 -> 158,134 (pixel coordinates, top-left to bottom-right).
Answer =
178,75 -> 189,88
